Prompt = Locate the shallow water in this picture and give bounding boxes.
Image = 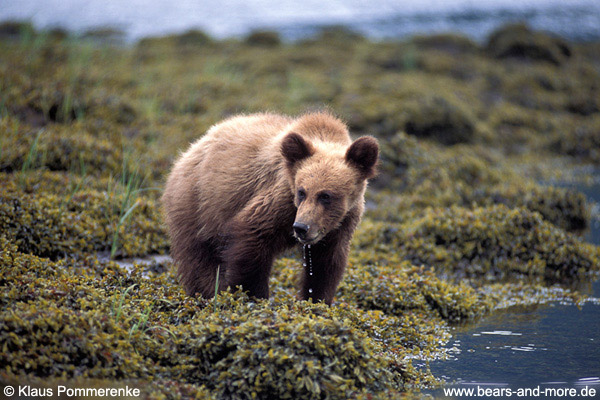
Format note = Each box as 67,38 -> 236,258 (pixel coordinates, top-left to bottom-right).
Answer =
428,297 -> 600,397
2,0 -> 600,42
427,177 -> 600,398
101,253 -> 172,275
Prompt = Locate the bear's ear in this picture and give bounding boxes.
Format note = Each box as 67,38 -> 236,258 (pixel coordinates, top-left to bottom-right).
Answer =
345,136 -> 379,179
281,132 -> 315,167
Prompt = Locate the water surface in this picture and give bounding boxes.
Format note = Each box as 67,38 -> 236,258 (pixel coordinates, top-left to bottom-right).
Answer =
1,0 -> 600,42
428,177 -> 600,398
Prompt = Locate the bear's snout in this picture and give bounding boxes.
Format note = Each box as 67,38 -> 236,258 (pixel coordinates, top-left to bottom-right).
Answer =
293,220 -> 321,244
292,222 -> 310,240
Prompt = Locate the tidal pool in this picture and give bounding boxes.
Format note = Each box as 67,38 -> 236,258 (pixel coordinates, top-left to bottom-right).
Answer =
427,177 -> 600,398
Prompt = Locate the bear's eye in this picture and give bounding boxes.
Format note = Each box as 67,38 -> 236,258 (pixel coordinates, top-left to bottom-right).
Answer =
297,189 -> 306,202
318,192 -> 332,205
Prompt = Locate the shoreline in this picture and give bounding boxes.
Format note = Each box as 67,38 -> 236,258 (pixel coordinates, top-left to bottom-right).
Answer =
2,0 -> 600,44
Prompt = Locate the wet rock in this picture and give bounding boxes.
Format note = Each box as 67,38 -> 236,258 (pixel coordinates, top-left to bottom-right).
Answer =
411,33 -> 478,55
403,96 -> 476,145
485,23 -> 572,65
0,20 -> 36,39
245,30 -> 282,47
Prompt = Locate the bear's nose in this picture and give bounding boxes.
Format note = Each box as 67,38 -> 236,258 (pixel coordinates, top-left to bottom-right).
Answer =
293,222 -> 310,239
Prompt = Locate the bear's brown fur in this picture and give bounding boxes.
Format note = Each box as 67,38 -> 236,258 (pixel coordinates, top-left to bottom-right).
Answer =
162,112 -> 378,304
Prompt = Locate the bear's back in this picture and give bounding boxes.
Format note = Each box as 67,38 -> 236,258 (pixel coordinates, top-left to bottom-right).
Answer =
180,113 -> 293,235
288,112 -> 351,145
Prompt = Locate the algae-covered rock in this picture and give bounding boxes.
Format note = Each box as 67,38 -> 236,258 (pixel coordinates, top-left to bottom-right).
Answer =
305,25 -> 365,47
81,27 -> 126,44
358,203 -> 598,282
2,238 -> 445,398
174,29 -> 214,47
245,30 -> 282,47
0,188 -> 107,258
550,115 -> 600,164
2,304 -> 152,378
338,74 -> 481,142
173,297 -> 401,399
470,183 -> 590,232
0,172 -> 167,259
566,92 -> 600,116
0,20 -> 36,39
375,133 -> 590,232
0,123 -> 122,174
485,23 -> 572,65
402,95 -> 476,144
410,33 -> 479,54
399,205 -> 599,280
339,260 -> 493,322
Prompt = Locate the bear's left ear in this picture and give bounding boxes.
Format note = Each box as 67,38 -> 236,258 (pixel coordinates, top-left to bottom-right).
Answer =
345,136 -> 379,179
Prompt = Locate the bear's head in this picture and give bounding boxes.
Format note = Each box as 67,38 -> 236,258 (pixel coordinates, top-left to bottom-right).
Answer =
281,132 -> 378,245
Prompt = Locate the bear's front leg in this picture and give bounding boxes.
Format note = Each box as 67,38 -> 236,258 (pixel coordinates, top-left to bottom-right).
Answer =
223,192 -> 295,299
300,208 -> 361,305
224,234 -> 275,299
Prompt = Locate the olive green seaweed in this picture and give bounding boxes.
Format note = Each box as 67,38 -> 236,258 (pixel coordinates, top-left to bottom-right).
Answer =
1,20 -> 599,399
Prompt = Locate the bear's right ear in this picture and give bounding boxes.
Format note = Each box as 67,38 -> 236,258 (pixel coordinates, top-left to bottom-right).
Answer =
345,136 -> 379,179
281,132 -> 314,168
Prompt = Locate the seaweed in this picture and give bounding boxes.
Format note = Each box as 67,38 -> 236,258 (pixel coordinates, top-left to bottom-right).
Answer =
245,30 -> 282,47
485,23 -> 572,65
397,205 -> 598,281
0,171 -> 167,259
1,20 -> 599,399
402,95 -> 476,144
0,239 -> 442,398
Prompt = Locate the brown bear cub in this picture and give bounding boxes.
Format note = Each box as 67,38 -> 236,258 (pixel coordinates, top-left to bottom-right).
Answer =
162,112 -> 378,305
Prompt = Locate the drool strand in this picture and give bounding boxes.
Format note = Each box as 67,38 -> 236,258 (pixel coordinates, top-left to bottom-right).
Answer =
303,244 -> 314,295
